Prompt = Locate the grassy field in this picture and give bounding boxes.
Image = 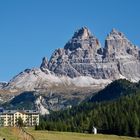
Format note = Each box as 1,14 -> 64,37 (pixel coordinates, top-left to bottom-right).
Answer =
26,128 -> 140,140
0,127 -> 140,140
0,127 -> 21,140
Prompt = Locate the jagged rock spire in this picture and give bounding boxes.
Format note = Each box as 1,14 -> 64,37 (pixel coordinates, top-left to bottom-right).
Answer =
64,27 -> 101,51
40,57 -> 48,68
40,57 -> 49,74
104,28 -> 139,59
106,28 -> 127,40
72,26 -> 93,40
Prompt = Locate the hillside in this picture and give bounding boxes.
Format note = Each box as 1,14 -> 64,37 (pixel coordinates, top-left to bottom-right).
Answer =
2,79 -> 139,114
36,80 -> 140,137
89,79 -> 140,102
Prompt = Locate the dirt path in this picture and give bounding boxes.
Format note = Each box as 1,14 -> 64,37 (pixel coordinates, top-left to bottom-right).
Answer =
12,127 -> 35,140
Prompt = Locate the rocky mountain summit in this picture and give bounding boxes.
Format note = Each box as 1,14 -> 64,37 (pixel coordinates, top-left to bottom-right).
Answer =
42,27 -> 140,81
1,26 -> 140,114
47,27 -> 102,78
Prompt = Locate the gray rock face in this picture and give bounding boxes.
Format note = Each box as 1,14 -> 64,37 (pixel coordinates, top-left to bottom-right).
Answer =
40,57 -> 50,74
48,27 -> 103,78
103,29 -> 140,81
40,57 -> 48,69
104,29 -> 139,59
45,27 -> 140,81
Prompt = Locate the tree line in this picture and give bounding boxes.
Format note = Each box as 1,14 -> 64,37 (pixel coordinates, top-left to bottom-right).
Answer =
35,80 -> 140,137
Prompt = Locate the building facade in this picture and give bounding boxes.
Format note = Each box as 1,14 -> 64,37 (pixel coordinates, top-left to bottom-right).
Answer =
0,110 -> 39,127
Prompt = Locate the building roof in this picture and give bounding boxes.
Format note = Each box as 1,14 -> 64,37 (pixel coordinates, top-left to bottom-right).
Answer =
0,110 -> 39,115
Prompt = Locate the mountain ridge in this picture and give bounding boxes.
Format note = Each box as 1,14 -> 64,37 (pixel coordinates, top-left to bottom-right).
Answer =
1,26 -> 140,114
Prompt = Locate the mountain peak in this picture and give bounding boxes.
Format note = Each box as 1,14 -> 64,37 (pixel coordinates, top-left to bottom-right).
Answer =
64,27 -> 100,51
72,26 -> 93,40
106,28 -> 126,40
111,28 -> 119,34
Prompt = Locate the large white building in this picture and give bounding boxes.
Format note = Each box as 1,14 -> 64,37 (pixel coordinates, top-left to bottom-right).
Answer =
0,110 -> 39,127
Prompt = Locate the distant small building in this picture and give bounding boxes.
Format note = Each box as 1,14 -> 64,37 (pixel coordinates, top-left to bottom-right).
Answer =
0,110 -> 39,127
92,126 -> 97,134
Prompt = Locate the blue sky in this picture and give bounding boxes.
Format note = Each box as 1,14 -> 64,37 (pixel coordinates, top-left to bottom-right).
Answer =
0,0 -> 140,81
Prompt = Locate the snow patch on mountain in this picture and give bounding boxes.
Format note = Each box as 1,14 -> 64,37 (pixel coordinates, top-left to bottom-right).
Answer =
5,68 -> 112,91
